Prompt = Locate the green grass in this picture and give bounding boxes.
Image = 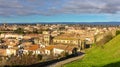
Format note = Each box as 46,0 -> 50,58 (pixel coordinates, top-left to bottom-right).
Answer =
64,35 -> 120,67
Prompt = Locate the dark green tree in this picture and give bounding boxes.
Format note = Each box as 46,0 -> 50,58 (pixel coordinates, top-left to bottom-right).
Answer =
116,30 -> 120,36
72,47 -> 78,55
37,54 -> 42,60
96,33 -> 113,46
14,28 -> 24,34
33,28 -> 38,34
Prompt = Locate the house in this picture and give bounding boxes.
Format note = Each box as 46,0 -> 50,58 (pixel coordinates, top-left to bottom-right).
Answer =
53,45 -> 66,56
51,31 -> 60,37
53,34 -> 81,45
37,48 -> 45,55
22,42 -> 32,47
6,49 -> 17,56
24,34 -> 39,39
53,45 -> 78,56
44,45 -> 54,55
0,49 -> 6,56
6,39 -> 18,48
2,33 -> 23,39
0,49 -> 16,57
44,44 -> 78,56
24,44 -> 40,55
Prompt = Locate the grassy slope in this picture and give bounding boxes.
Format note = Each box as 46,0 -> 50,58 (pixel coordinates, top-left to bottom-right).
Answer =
65,35 -> 120,67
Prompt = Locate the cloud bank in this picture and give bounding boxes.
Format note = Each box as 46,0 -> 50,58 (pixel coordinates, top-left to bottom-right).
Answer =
0,0 -> 120,16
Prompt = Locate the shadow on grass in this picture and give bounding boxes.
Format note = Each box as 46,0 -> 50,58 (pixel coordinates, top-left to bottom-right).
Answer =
103,62 -> 120,67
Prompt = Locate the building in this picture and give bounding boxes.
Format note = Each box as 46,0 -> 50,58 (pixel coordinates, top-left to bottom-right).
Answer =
53,34 -> 81,45
44,44 -> 78,56
24,44 -> 40,55
43,31 -> 51,45
0,49 -> 16,57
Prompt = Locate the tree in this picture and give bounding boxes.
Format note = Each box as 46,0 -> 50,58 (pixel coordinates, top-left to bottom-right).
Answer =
14,28 -> 24,34
65,52 -> 69,57
37,54 -> 42,60
6,53 -> 42,66
59,26 -> 65,30
116,30 -> 120,36
96,32 -> 113,46
72,48 -> 78,55
33,28 -> 38,34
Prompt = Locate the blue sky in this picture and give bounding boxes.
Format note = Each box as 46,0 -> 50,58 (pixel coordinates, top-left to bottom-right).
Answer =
0,0 -> 120,23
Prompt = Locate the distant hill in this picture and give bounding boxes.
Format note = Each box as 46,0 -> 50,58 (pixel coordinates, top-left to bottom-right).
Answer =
81,22 -> 120,25
2,22 -> 120,25
56,22 -> 120,25
65,35 -> 120,67
37,22 -> 120,25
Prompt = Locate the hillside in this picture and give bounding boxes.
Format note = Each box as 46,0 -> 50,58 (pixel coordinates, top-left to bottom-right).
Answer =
65,35 -> 120,67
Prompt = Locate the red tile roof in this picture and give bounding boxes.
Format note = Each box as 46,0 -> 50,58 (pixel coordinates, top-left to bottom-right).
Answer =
45,45 -> 55,50
27,45 -> 39,50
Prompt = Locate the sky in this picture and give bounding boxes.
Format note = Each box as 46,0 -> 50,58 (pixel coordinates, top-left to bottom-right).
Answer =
0,0 -> 120,23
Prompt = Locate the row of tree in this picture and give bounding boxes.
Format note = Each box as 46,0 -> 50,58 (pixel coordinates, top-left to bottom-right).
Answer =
5,52 -> 42,66
13,28 -> 54,34
96,30 -> 120,47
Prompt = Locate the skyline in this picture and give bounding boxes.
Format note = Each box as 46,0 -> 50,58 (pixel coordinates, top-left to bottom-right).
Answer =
1,0 -> 120,23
